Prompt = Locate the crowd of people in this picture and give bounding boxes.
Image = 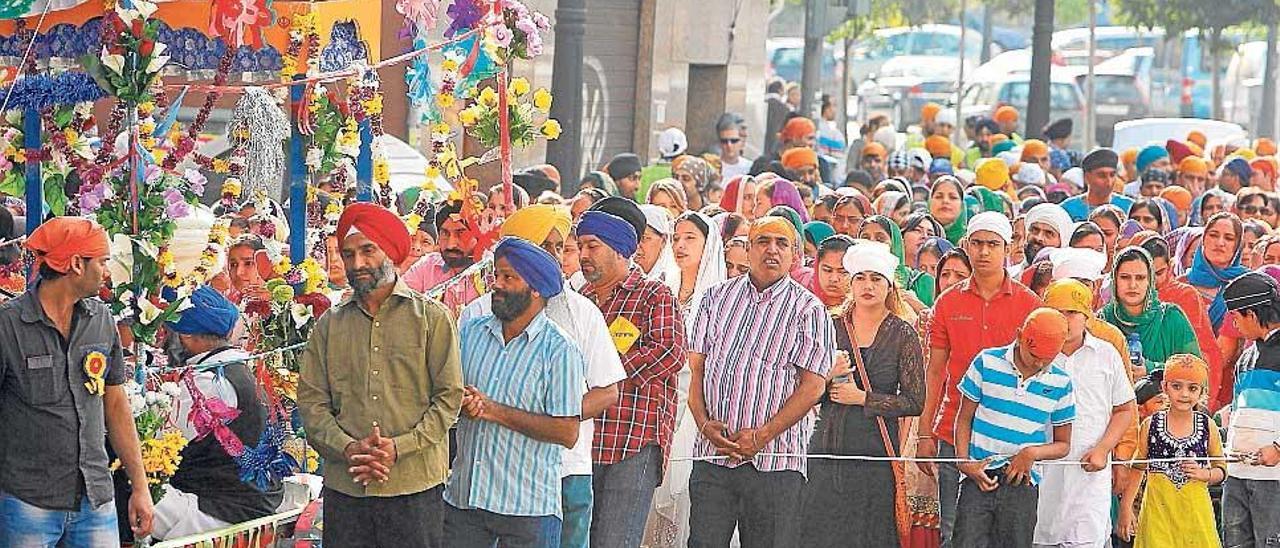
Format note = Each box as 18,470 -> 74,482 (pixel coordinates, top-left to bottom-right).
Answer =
2,83 -> 1280,548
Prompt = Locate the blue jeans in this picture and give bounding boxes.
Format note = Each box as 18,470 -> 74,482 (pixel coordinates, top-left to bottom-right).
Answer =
560,475 -> 592,548
0,491 -> 119,548
444,503 -> 561,548
938,441 -> 960,548
1223,477 -> 1280,548
590,445 -> 662,548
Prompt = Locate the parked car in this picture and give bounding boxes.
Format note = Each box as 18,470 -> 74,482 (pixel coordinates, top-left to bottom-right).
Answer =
957,71 -> 1087,143
848,24 -> 993,86
855,56 -> 966,130
1051,26 -> 1164,54
1224,41 -> 1275,131
767,37 -> 842,92
969,48 -> 1066,83
1073,71 -> 1150,146
1111,118 -> 1246,152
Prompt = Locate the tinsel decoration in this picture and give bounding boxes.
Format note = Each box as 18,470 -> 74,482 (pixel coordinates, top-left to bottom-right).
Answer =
0,72 -> 106,111
227,87 -> 289,200
235,421 -> 299,492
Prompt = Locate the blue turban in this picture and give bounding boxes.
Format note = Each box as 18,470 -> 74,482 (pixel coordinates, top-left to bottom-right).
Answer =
1135,145 -> 1169,174
494,237 -> 564,299
168,285 -> 240,338
576,210 -> 638,257
1225,157 -> 1254,183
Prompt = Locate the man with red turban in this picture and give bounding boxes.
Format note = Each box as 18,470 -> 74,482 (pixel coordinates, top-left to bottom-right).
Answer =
0,217 -> 154,543
299,202 -> 464,548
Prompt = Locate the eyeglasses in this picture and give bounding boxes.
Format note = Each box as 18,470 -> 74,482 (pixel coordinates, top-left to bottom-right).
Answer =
1240,204 -> 1276,216
719,137 -> 742,144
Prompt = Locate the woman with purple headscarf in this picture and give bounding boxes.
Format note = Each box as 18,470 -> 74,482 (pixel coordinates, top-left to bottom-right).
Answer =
752,176 -> 810,222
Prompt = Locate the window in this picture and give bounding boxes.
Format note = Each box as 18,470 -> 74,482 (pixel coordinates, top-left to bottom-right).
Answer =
913,32 -> 960,56
961,83 -> 988,106
998,82 -> 1081,110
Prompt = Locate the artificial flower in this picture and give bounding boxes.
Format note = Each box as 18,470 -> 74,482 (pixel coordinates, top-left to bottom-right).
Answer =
478,87 -> 499,108
540,119 -> 562,140
510,77 -> 530,97
138,297 -> 163,325
101,48 -> 126,75
532,88 -> 553,112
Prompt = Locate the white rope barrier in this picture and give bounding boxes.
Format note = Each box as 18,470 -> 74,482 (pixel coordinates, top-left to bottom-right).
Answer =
669,452 -> 1247,466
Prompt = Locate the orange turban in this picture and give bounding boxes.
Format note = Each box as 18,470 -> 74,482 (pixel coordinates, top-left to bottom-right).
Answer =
781,147 -> 819,169
1120,147 -> 1139,166
336,203 -> 412,264
1160,186 -> 1193,212
26,217 -> 110,274
1187,142 -> 1204,156
990,134 -> 1009,146
1179,156 -> 1209,176
925,135 -> 952,157
1164,354 -> 1209,387
1252,157 -> 1277,178
780,117 -> 817,141
1258,138 -> 1278,157
748,216 -> 797,244
862,142 -> 887,158
994,106 -> 1019,123
1187,130 -> 1207,149
1021,139 -> 1049,160
921,102 -> 942,123
1020,308 -> 1069,359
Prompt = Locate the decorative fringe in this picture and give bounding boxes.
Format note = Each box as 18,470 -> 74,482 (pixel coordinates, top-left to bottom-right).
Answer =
228,87 -> 289,200
235,422 -> 299,492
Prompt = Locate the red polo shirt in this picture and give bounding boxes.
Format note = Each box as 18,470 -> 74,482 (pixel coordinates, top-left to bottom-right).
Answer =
928,274 -> 1042,445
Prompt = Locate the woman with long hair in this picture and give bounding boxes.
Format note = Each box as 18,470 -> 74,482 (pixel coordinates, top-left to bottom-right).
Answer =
801,240 -> 924,547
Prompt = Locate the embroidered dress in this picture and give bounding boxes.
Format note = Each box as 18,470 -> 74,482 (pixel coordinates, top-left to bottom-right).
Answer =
1133,410 -> 1225,548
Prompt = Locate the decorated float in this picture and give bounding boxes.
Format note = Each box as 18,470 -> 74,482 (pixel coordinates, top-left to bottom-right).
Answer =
0,0 -> 557,544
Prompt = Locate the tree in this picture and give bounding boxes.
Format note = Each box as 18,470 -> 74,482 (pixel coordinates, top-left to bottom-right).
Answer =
1113,0 -> 1262,119
1027,0 -> 1054,139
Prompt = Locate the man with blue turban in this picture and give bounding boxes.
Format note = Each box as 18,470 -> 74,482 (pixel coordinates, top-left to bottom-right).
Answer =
152,285 -> 283,540
576,205 -> 688,547
444,237 -> 588,546
461,219 -> 628,548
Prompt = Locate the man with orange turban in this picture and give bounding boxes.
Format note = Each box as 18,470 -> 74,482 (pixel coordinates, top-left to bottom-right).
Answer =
1021,139 -> 1051,172
1177,156 -> 1211,195
781,147 -> 820,185
861,141 -> 888,180
993,106 -> 1023,143
751,116 -> 833,185
1250,157 -> 1277,191
300,201 -> 464,548
925,135 -> 952,158
1187,130 -> 1208,149
0,217 -> 154,542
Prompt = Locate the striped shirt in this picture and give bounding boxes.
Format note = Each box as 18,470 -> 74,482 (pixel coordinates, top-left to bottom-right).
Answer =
689,274 -> 836,475
957,343 -> 1076,485
444,312 -> 585,517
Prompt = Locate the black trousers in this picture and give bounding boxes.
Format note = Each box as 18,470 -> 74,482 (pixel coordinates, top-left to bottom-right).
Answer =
687,462 -> 804,548
951,477 -> 1039,548
322,485 -> 443,548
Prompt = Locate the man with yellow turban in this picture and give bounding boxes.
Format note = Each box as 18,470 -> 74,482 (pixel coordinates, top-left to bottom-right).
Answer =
0,217 -> 154,543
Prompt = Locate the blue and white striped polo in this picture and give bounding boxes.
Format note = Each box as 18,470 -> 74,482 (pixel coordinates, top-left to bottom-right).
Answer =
957,343 -> 1076,485
445,312 -> 585,518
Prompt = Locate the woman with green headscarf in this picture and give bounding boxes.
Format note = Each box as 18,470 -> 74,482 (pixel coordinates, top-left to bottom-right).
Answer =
858,215 -> 937,307
929,175 -> 969,245
802,220 -> 836,260
1100,246 -> 1202,372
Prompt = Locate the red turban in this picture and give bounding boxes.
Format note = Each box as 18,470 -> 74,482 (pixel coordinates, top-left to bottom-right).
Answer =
780,117 -> 817,141
1165,139 -> 1194,164
335,203 -> 411,264
26,217 -> 109,274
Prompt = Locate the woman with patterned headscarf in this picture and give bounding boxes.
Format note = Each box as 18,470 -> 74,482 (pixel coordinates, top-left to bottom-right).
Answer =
673,155 -> 720,210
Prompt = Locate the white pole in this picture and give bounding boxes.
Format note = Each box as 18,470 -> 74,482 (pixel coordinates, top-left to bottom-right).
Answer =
956,0 -> 967,146
1086,0 -> 1097,150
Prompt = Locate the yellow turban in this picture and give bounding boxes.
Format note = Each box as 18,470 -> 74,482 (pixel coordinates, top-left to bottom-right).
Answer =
975,158 -> 1011,191
748,216 -> 797,245
500,204 -> 572,245
1164,354 -> 1209,387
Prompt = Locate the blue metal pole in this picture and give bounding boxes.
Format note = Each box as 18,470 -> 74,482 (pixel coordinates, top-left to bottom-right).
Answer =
22,106 -> 40,236
355,118 -> 373,202
288,76 -> 307,265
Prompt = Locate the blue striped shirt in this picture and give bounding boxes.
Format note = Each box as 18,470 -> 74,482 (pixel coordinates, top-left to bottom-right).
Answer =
689,274 -> 836,475
444,312 -> 585,517
957,344 -> 1075,485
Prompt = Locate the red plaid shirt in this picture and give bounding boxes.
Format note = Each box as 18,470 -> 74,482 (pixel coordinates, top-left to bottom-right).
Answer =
583,267 -> 686,467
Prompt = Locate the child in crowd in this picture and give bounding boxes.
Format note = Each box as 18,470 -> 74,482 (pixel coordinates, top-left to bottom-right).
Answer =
1119,354 -> 1226,547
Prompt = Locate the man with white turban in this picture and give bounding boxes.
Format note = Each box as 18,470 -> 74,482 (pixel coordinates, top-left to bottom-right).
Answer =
1020,203 -> 1075,275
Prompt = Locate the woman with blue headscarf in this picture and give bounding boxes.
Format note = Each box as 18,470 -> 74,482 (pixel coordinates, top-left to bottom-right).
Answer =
1181,212 -> 1250,334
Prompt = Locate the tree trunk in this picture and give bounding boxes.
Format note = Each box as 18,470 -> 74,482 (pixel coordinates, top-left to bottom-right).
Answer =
981,5 -> 993,64
1211,27 -> 1223,121
801,0 -> 824,118
1261,20 -> 1278,137
1026,0 -> 1055,139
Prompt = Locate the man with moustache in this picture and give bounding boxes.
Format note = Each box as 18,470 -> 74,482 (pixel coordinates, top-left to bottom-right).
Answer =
576,206 -> 687,548
459,206 -> 626,548
446,238 -> 586,547
299,203 -> 465,548
404,200 -> 483,314
1015,203 -> 1074,277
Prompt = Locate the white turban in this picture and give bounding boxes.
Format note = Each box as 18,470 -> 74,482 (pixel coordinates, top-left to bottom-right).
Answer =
843,240 -> 899,283
1050,247 -> 1108,281
966,211 -> 1013,243
1025,203 -> 1074,247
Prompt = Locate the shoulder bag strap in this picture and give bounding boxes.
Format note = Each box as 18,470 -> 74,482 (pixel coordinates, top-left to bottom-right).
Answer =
844,315 -> 898,458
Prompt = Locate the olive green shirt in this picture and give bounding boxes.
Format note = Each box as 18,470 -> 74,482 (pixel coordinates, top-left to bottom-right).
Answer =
298,279 -> 464,497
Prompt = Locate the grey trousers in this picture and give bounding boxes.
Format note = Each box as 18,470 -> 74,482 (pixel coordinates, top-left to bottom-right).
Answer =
952,476 -> 1040,548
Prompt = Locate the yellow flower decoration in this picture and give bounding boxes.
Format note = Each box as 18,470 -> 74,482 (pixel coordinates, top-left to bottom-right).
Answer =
425,165 -> 441,180
532,88 -> 553,112
363,95 -> 384,116
458,107 -> 480,127
222,178 -> 242,197
478,87 -> 499,108
441,58 -> 459,72
432,122 -> 451,136
540,119 -> 562,140
372,157 -> 390,185
437,93 -> 456,109
510,77 -> 531,97
212,158 -> 231,174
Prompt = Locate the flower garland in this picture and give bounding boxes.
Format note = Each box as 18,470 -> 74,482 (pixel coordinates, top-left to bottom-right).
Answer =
346,67 -> 393,207
459,79 -> 559,148
171,48 -> 238,171
279,11 -> 320,83
86,0 -> 169,104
